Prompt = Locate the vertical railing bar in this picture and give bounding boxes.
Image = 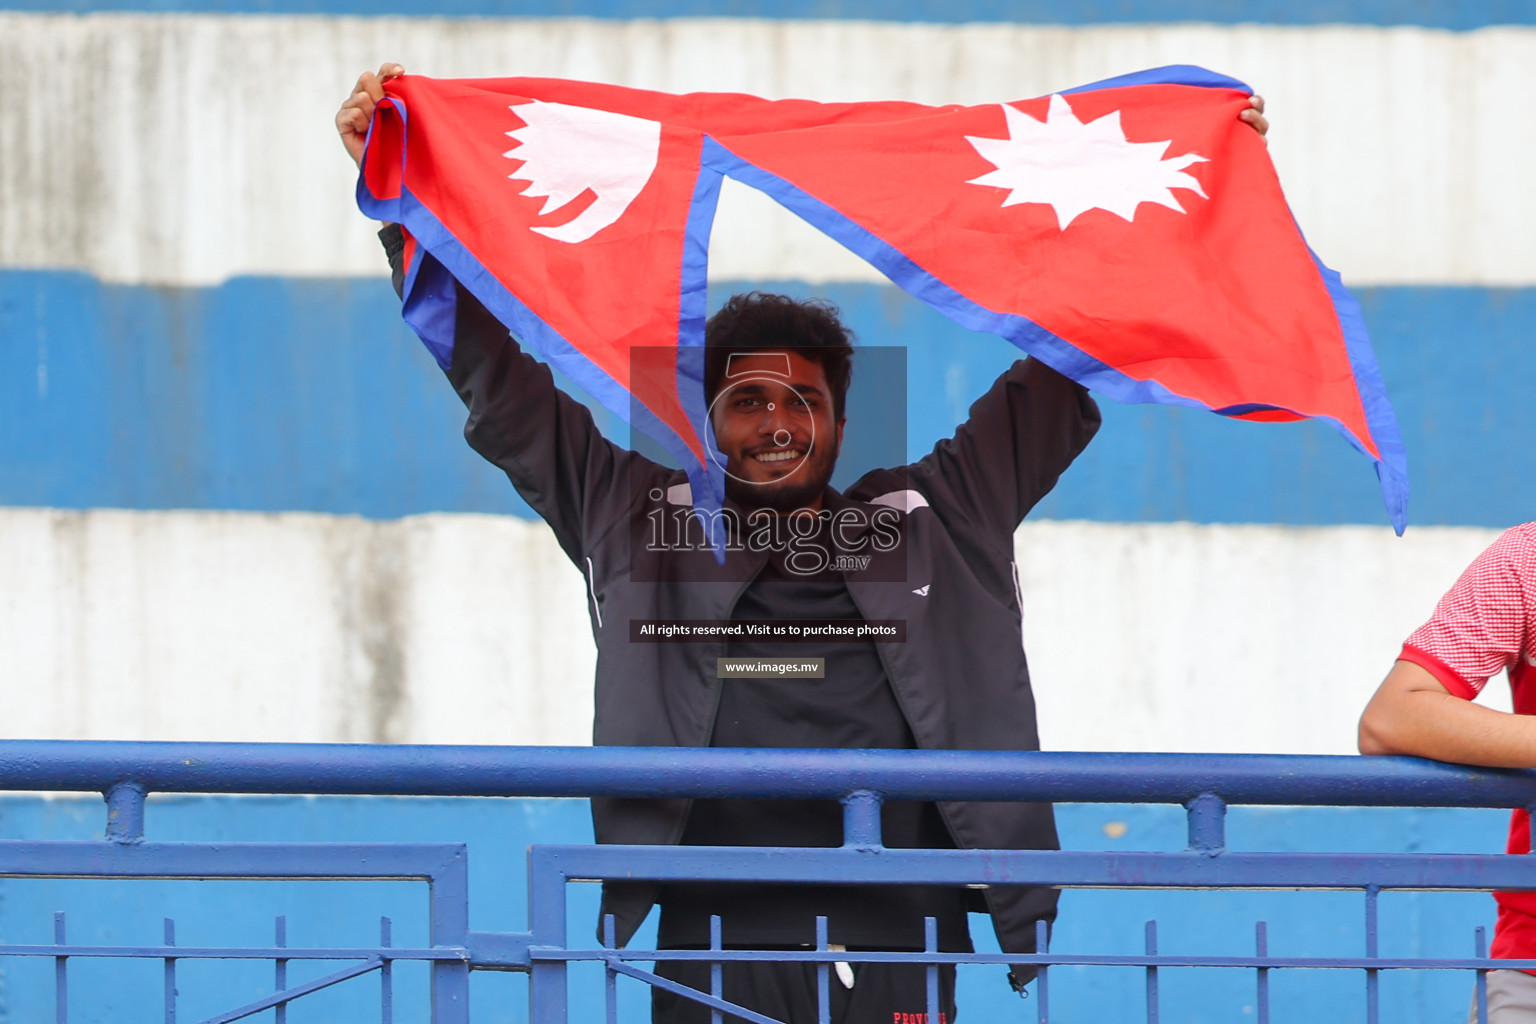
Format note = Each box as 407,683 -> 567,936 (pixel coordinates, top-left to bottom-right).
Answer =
164,917 -> 177,1024
925,916 -> 939,1024
710,914 -> 723,1024
603,914 -> 617,1024
1184,792 -> 1227,852
381,916 -> 394,1024
1364,885 -> 1379,1024
428,850 -> 472,1023
1035,919 -> 1049,1024
1145,920 -> 1159,1024
104,781 -> 147,844
1475,925 -> 1489,1024
274,915 -> 288,1024
816,916 -> 830,1024
1256,921 -> 1269,1024
840,790 -> 885,849
54,911 -> 67,1024
526,849 -> 569,1024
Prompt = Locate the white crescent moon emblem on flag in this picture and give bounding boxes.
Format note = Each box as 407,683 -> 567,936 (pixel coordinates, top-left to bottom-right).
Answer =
504,101 -> 662,244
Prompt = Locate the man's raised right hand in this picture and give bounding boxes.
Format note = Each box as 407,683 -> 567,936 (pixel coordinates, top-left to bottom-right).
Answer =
336,63 -> 405,168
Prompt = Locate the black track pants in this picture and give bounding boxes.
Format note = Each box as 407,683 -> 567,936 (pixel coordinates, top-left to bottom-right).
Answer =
652,955 -> 957,1024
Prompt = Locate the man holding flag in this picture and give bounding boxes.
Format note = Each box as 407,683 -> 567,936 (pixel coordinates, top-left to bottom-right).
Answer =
336,64 -> 1289,1023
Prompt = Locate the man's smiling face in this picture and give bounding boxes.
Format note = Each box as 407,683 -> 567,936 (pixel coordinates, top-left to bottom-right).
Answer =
709,349 -> 846,513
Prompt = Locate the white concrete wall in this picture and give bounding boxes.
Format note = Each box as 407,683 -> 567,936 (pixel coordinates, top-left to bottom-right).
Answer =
1017,521 -> 1512,755
0,508 -> 595,746
0,507 -> 1502,753
0,13 -> 1532,286
1,14 -> 1523,756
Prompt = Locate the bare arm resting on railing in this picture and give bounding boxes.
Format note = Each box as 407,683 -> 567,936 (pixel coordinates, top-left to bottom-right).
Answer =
1359,660 -> 1536,766
1358,521 -> 1536,1015
1359,523 -> 1536,766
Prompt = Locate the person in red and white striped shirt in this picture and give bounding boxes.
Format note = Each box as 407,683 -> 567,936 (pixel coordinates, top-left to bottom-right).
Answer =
1360,522 -> 1536,1023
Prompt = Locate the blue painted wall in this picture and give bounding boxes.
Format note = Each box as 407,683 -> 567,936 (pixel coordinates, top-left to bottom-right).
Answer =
5,270 -> 1533,529
1,2 -> 1524,1020
0,795 -> 1507,1022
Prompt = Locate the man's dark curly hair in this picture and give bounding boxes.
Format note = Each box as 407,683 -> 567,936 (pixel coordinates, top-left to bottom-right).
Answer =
704,292 -> 855,421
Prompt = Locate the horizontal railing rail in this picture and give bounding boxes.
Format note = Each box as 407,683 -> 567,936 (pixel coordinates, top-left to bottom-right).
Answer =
0,741 -> 1532,1023
1,740 -> 1534,807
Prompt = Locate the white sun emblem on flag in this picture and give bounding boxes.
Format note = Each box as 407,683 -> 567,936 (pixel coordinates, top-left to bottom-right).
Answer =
965,94 -> 1208,230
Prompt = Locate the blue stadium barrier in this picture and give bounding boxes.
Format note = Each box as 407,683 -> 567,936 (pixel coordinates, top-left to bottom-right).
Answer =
0,741 -> 1531,1023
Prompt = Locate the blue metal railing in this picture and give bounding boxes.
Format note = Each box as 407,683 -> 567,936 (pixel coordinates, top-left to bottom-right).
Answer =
0,741 -> 1532,1023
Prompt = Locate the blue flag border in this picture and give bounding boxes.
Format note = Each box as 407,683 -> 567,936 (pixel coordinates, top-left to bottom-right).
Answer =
700,64 -> 1409,533
357,95 -> 729,528
358,63 -> 1409,536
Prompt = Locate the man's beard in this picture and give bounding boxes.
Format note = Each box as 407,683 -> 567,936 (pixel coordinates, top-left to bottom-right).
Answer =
724,443 -> 838,512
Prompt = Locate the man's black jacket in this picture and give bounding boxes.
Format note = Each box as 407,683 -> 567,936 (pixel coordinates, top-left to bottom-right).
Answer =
384,227 -> 1102,964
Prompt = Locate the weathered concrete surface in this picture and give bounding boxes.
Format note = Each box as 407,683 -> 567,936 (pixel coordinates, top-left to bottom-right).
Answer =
0,508 -> 595,744
0,507 -> 1503,752
1016,521 -> 1509,756
0,14 -> 1532,286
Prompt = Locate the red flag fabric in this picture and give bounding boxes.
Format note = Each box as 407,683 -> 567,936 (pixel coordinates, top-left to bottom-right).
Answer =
358,66 -> 1407,533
